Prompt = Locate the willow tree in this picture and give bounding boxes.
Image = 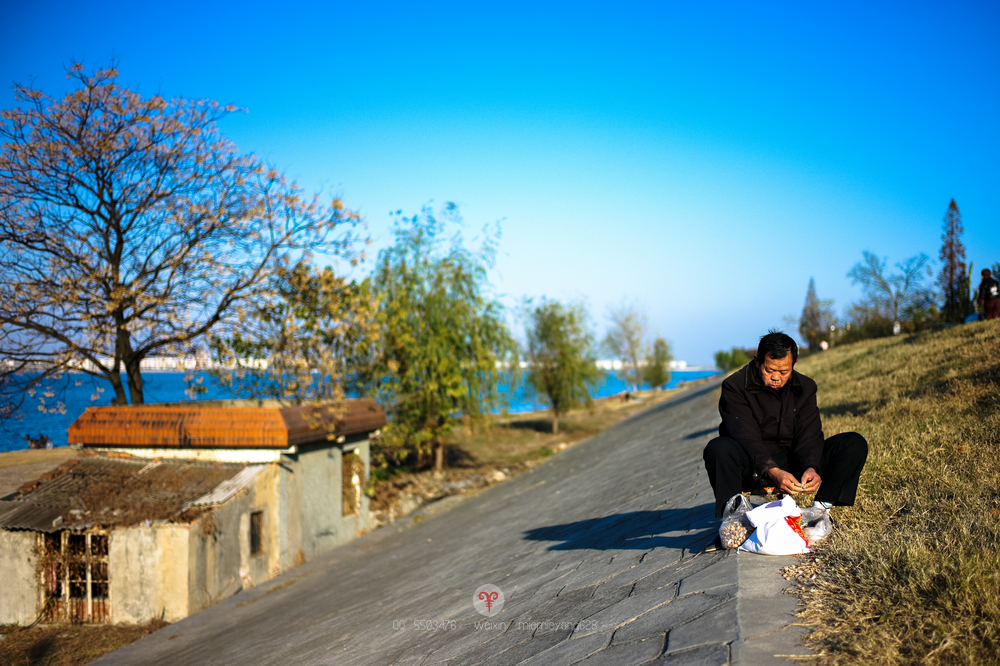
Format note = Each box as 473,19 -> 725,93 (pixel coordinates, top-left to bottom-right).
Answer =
643,337 -> 673,390
0,63 -> 362,411
524,299 -> 601,435
369,204 -> 516,471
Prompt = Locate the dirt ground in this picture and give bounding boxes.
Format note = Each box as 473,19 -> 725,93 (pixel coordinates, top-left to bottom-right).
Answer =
0,448 -> 77,498
0,620 -> 169,666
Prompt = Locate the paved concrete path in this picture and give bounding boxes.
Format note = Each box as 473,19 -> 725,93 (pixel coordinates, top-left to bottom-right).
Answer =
97,378 -> 811,666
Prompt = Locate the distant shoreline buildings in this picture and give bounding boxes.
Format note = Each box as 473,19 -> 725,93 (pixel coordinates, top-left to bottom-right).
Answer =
7,358 -> 716,374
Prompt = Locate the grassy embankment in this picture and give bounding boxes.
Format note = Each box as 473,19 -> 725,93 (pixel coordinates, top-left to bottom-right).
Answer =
790,321 -> 999,665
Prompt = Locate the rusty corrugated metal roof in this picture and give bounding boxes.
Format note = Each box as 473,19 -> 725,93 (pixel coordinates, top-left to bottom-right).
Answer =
67,399 -> 386,449
0,455 -> 246,532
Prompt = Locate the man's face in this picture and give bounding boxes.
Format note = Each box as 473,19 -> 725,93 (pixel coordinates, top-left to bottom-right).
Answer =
760,353 -> 794,390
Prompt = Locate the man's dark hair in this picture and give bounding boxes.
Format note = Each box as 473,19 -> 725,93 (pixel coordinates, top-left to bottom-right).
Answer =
983,268 -> 992,277
757,330 -> 798,364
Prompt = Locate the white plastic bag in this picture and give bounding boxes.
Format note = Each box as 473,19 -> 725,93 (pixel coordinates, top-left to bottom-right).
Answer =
738,495 -> 810,555
718,494 -> 755,549
799,506 -> 833,547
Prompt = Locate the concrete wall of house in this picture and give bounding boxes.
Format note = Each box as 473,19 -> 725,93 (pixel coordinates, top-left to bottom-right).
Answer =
110,523 -> 190,623
186,464 -> 284,613
103,439 -> 373,623
0,530 -> 39,625
292,438 -> 371,561
278,457 -> 304,570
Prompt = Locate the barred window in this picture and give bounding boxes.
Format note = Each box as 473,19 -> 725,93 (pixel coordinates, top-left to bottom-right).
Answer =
40,531 -> 110,623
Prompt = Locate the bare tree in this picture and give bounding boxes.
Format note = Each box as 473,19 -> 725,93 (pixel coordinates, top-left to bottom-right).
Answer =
847,251 -> 933,325
0,63 -> 363,412
604,304 -> 647,392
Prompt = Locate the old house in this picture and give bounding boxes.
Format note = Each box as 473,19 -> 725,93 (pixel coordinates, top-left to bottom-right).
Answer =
0,399 -> 385,625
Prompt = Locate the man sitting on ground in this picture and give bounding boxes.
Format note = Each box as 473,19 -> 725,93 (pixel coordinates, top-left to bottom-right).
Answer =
703,331 -> 868,519
977,268 -> 999,321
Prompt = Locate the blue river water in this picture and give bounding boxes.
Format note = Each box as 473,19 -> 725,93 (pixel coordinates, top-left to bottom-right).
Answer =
1,369 -> 719,453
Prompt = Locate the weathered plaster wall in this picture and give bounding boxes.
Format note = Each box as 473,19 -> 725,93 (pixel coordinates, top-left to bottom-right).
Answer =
109,524 -> 190,623
279,454 -> 303,570
293,439 -> 372,561
187,464 -> 284,613
188,503 -> 242,613
298,446 -> 342,559
0,530 -> 38,624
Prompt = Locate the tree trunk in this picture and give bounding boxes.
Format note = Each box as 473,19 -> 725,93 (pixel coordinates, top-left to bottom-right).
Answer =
106,371 -> 128,406
113,318 -> 146,404
125,357 -> 145,405
552,413 -> 559,435
434,442 -> 445,471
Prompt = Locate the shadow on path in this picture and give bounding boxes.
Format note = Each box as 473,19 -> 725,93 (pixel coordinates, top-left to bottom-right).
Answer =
523,505 -> 716,551
684,427 -> 718,440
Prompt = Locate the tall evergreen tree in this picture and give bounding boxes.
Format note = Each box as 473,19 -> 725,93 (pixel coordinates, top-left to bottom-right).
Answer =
799,278 -> 836,350
938,199 -> 970,322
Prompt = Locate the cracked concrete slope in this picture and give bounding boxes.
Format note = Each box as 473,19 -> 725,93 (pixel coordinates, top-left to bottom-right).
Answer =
95,377 -> 809,666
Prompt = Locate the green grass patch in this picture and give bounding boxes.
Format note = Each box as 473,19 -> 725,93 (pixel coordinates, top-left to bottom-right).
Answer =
791,321 -> 1000,665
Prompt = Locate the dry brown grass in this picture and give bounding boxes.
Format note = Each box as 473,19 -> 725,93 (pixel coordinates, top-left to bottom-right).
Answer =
789,321 -> 1000,665
0,449 -> 78,469
0,619 -> 169,666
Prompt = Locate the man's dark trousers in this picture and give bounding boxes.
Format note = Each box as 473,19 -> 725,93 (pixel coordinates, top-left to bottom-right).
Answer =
703,432 -> 868,517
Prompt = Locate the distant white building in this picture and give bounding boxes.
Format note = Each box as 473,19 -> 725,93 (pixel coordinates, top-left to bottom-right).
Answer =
595,359 -> 688,371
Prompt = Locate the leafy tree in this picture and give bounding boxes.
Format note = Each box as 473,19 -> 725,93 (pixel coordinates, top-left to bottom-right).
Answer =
714,348 -> 749,372
604,305 -> 647,392
798,278 -> 837,351
848,251 -> 933,326
208,259 -> 379,405
643,337 -> 673,390
523,299 -> 601,435
0,62 -> 361,414
938,199 -> 971,322
369,204 -> 516,471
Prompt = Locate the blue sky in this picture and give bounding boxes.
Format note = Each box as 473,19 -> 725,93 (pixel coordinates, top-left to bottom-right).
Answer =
3,1 -> 998,364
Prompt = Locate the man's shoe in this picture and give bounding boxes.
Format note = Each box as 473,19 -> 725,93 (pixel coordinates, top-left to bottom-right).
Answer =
704,534 -> 724,552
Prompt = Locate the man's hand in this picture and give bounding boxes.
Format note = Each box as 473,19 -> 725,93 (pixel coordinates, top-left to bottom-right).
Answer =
766,467 -> 823,494
799,467 -> 822,494
767,468 -> 804,494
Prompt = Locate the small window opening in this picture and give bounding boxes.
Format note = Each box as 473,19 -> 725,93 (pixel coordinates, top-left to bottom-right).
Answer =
249,511 -> 263,556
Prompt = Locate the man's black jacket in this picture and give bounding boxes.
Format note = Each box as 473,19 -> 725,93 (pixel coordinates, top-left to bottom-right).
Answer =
718,360 -> 825,478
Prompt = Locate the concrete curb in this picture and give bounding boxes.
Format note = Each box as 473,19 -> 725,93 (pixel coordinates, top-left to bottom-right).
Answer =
734,552 -> 812,664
